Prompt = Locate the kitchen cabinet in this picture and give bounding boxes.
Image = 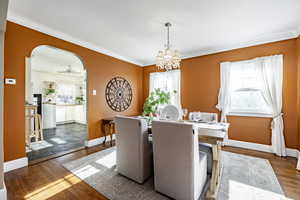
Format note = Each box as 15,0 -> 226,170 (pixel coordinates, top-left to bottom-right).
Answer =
56,105 -> 66,123
56,104 -> 86,124
74,105 -> 86,124
43,103 -> 56,129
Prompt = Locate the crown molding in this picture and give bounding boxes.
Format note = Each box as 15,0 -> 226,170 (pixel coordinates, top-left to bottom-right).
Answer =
7,12 -> 300,67
143,28 -> 300,66
7,12 -> 144,67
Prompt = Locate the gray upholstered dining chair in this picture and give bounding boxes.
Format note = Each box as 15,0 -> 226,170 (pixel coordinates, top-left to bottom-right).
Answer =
115,116 -> 152,183
189,112 -> 218,123
152,120 -> 207,200
200,112 -> 218,123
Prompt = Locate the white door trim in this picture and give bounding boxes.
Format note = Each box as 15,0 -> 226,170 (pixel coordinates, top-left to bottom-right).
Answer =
0,184 -> 6,200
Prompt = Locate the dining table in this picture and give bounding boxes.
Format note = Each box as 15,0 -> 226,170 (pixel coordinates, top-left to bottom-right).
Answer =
101,117 -> 229,200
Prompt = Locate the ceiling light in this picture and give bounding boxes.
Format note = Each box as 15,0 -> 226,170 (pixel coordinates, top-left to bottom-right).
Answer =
156,22 -> 181,71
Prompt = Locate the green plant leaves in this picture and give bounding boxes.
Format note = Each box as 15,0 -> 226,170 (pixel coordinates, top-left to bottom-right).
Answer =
142,88 -> 171,116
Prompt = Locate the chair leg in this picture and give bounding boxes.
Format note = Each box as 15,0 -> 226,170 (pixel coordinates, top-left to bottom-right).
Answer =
34,114 -> 39,142
38,114 -> 44,141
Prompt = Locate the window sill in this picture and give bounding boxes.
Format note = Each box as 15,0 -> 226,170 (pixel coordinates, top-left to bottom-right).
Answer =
227,112 -> 273,118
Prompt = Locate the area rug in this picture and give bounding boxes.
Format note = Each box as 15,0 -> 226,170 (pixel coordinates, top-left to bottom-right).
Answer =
63,147 -> 287,200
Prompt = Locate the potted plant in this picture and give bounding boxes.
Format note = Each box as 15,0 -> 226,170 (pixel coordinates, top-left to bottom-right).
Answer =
142,88 -> 171,117
75,96 -> 85,105
44,82 -> 56,102
45,88 -> 55,96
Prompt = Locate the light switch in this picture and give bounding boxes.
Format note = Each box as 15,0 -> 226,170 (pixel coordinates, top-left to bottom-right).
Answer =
92,89 -> 97,96
5,78 -> 16,85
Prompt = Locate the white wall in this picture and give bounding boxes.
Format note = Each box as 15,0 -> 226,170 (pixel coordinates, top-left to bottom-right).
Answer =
31,70 -> 87,124
31,70 -> 85,100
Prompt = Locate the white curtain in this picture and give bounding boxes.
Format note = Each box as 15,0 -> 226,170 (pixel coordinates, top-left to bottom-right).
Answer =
216,62 -> 232,122
217,55 -> 286,156
149,70 -> 181,110
256,55 -> 286,156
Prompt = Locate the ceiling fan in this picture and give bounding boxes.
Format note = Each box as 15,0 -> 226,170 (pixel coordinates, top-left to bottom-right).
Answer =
57,65 -> 81,74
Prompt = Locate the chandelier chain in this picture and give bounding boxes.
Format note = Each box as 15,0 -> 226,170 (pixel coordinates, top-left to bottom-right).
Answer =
166,23 -> 170,49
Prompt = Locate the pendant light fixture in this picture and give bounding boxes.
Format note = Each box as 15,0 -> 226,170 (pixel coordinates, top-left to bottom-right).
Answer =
156,22 -> 181,71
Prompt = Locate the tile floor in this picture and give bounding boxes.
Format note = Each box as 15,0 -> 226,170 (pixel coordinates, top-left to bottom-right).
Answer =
27,123 -> 87,161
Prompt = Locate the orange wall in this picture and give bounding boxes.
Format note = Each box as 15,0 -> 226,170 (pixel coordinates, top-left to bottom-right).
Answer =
143,39 -> 298,149
4,22 -> 143,162
297,37 -> 300,151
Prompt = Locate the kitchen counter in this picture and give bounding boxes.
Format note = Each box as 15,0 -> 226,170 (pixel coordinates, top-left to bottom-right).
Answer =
56,104 -> 84,106
43,102 -> 56,105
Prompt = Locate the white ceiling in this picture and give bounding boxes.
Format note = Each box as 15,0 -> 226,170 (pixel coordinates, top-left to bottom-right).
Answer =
8,0 -> 300,66
31,45 -> 85,76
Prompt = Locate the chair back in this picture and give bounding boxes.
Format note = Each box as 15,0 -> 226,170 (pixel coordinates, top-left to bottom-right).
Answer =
152,120 -> 206,200
160,104 -> 180,121
115,116 -> 152,183
200,112 -> 218,122
189,112 -> 218,123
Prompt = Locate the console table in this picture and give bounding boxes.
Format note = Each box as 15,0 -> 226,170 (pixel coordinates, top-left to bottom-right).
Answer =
101,118 -> 115,146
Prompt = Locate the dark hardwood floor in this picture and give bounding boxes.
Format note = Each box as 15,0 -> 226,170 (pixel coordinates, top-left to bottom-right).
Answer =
4,143 -> 300,200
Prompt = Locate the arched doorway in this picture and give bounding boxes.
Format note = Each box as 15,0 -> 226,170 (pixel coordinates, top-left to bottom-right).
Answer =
25,45 -> 88,163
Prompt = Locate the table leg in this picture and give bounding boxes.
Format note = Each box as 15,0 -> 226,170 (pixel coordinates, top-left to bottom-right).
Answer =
102,124 -> 109,146
110,125 -> 113,146
206,142 -> 223,199
109,123 -> 115,146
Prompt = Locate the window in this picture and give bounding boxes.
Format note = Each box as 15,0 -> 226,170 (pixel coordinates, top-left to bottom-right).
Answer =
56,82 -> 76,104
217,55 -> 286,156
228,60 -> 272,116
149,70 -> 181,109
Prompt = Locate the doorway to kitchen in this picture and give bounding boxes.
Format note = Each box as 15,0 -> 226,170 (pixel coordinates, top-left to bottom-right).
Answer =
25,45 -> 88,163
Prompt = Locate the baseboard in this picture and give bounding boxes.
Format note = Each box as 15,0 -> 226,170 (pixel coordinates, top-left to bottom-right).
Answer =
85,137 -> 104,147
0,184 -> 7,200
4,157 -> 28,173
225,139 -> 298,158
225,139 -> 272,153
56,120 -> 76,125
286,148 -> 299,158
74,121 -> 87,125
56,121 -> 86,126
85,134 -> 116,148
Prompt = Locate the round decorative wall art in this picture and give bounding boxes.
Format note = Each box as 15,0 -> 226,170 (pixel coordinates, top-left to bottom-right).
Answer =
105,77 -> 132,112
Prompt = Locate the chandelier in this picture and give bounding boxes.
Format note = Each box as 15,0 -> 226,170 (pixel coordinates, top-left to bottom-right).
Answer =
156,22 -> 181,71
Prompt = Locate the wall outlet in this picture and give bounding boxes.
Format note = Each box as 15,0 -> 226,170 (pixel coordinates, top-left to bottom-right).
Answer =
5,78 -> 16,85
92,89 -> 97,96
